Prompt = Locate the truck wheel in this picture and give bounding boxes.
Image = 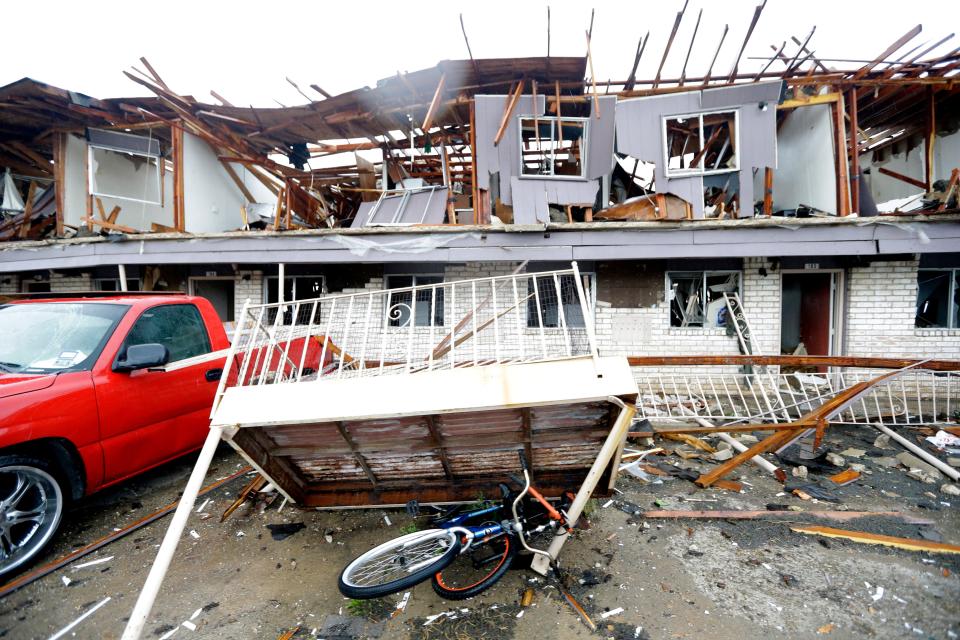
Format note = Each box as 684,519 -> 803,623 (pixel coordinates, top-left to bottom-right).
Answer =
0,456 -> 65,577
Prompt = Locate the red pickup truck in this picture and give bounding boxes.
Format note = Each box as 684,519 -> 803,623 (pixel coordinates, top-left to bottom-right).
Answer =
0,293 -> 229,576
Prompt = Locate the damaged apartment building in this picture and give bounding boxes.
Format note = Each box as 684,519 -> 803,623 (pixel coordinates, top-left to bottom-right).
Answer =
1,9 -> 959,369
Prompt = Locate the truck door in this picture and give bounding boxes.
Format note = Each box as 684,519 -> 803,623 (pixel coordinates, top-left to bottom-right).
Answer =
95,303 -> 220,484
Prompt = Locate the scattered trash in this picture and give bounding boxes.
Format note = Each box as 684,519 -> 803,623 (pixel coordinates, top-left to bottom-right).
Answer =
189,530 -> 200,540
521,587 -> 535,607
600,607 -> 624,619
72,556 -> 113,570
817,622 -> 836,634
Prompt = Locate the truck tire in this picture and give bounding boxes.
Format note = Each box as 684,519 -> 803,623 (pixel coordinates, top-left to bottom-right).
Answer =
0,455 -> 65,577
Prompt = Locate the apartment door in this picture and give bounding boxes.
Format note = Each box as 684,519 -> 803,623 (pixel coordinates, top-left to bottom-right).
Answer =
781,272 -> 840,357
189,277 -> 235,322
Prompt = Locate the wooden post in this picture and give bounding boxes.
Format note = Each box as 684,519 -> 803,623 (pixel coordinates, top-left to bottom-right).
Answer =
848,87 -> 860,213
833,94 -> 851,216
925,86 -> 936,192
84,139 -> 93,232
763,167 -> 774,216
469,99 -> 479,225
171,123 -> 185,232
18,181 -> 37,239
53,132 -> 66,237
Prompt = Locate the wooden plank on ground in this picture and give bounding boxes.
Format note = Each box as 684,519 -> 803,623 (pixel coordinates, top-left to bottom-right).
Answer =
791,525 -> 960,554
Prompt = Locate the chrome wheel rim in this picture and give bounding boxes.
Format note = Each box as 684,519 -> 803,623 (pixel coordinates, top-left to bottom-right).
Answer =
0,466 -> 62,575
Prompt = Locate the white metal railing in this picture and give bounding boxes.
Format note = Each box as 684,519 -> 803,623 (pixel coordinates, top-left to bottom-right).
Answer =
634,368 -> 960,427
212,263 -> 598,410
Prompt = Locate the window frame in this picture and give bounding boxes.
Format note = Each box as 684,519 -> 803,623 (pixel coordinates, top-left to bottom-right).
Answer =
384,274 -> 445,328
516,115 -> 590,180
661,109 -> 740,178
666,270 -> 742,329
525,272 -> 595,329
117,302 -> 212,365
915,268 -> 959,329
87,142 -> 163,206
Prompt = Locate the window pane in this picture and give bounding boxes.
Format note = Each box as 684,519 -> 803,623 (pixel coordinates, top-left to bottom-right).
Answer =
665,111 -> 738,176
266,277 -> 321,325
915,271 -> 951,328
124,304 -> 211,362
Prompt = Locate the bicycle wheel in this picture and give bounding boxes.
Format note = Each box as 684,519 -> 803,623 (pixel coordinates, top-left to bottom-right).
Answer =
339,529 -> 461,599
431,533 -> 518,600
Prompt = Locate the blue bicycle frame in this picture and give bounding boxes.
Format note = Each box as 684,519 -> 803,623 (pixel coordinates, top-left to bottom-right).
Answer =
435,504 -> 508,551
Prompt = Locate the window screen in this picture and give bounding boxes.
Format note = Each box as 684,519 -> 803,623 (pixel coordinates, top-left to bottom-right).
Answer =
123,304 -> 211,363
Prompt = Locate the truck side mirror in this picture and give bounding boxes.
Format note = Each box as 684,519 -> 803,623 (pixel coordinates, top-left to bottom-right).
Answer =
114,343 -> 169,373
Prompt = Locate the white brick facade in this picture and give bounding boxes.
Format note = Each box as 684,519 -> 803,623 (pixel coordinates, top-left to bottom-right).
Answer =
846,259 -> 960,360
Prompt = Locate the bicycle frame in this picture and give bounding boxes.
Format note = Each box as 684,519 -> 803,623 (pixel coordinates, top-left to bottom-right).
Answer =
434,504 -> 507,553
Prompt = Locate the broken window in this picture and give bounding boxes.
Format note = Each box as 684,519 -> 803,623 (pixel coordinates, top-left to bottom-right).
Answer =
667,271 -> 740,328
385,275 -> 444,327
915,269 -> 959,329
526,274 -> 591,328
663,110 -> 738,177
519,116 -> 588,179
87,129 -> 163,205
266,275 -> 325,324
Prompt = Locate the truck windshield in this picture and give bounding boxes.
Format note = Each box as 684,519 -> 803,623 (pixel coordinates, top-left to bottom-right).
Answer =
0,302 -> 128,374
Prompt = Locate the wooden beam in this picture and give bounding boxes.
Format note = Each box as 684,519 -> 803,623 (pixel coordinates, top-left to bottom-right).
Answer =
849,86 -> 860,213
763,167 -> 773,216
727,0 -> 767,82
702,24 -> 729,86
469,99 -> 479,224
791,525 -> 960,554
171,123 -> 185,232
679,8 -> 703,86
18,181 -> 37,239
220,159 -> 256,203
926,86 -> 936,191
421,73 -> 446,133
833,96 -> 852,216
494,81 -> 524,146
777,91 -> 840,109
653,0 -> 689,89
878,166 -> 927,190
585,30 -> 600,118
853,25 -> 922,80
424,415 -> 455,484
624,32 -> 649,92
53,132 -> 66,237
334,422 -> 378,488
80,217 -> 138,234
459,13 -> 482,81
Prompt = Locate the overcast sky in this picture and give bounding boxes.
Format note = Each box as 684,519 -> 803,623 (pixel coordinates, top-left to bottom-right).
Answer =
3,0 -> 956,106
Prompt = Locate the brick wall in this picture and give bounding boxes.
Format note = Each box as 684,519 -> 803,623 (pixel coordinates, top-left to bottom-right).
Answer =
0,274 -> 18,294
846,259 -> 960,360
50,272 -> 92,292
233,270 -> 264,321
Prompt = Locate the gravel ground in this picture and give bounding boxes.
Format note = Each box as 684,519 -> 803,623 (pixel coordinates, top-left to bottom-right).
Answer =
0,423 -> 957,639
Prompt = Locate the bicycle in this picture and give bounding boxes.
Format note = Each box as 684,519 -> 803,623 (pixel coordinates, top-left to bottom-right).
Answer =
338,451 -> 575,601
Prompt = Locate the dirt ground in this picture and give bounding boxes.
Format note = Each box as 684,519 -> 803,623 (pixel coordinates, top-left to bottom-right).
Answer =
0,423 -> 958,640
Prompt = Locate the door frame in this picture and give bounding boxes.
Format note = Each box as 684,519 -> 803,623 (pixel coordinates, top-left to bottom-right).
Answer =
187,276 -> 235,321
779,268 -> 845,356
